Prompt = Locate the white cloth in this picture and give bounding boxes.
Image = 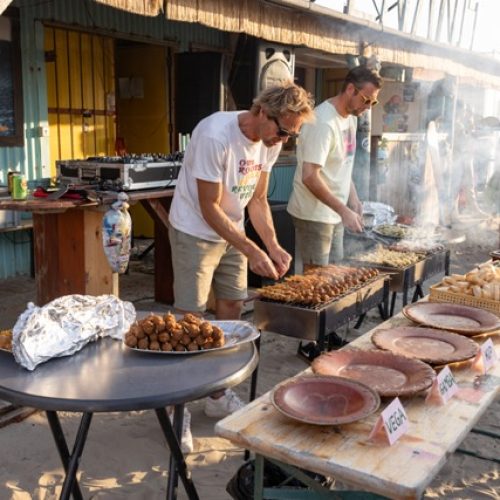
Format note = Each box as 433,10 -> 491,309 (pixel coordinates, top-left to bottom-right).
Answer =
169,111 -> 281,241
287,100 -> 357,224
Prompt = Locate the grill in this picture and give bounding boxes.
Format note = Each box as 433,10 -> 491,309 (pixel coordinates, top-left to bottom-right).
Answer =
254,275 -> 389,344
346,249 -> 450,315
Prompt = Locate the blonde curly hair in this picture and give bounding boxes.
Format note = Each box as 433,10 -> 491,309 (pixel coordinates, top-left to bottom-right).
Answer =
251,81 -> 315,122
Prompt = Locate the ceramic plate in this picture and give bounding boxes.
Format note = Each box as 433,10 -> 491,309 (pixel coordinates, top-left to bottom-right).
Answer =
124,319 -> 259,355
371,326 -> 479,365
271,375 -> 380,426
402,302 -> 500,336
311,349 -> 436,397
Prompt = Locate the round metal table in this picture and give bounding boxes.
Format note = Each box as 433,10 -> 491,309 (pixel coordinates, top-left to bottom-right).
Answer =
0,338 -> 258,499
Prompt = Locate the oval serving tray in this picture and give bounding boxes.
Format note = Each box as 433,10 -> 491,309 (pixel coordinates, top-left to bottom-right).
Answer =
124,319 -> 259,355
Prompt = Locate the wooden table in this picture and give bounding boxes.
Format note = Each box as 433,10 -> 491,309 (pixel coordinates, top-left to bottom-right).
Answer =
216,312 -> 500,499
0,189 -> 174,305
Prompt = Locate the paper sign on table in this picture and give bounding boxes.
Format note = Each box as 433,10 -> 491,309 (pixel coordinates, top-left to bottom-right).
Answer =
472,338 -> 498,375
425,365 -> 458,405
368,397 -> 408,446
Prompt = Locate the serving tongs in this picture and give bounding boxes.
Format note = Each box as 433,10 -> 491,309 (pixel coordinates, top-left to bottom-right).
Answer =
360,228 -> 393,246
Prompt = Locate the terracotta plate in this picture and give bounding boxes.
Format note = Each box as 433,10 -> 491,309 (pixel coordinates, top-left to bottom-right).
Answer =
311,349 -> 436,397
402,302 -> 500,336
271,375 -> 380,426
371,326 -> 479,365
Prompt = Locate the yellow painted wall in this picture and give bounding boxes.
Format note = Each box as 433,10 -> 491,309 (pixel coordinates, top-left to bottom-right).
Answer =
45,28 -> 115,174
116,43 -> 170,237
116,44 -> 170,154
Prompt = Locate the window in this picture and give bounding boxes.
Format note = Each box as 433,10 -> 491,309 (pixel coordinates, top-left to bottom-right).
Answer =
0,9 -> 23,147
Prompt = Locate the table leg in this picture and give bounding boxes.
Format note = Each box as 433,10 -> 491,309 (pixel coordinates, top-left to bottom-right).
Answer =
46,410 -> 92,500
253,454 -> 265,500
245,335 -> 262,461
412,284 -> 424,303
155,407 -> 199,500
389,291 -> 397,317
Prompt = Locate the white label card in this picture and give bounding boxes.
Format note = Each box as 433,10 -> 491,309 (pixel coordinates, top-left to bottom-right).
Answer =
369,397 -> 409,446
425,365 -> 458,405
472,338 -> 498,374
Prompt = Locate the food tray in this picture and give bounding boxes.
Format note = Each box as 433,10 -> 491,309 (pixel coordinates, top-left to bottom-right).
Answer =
125,319 -> 260,355
490,250 -> 500,261
429,283 -> 500,317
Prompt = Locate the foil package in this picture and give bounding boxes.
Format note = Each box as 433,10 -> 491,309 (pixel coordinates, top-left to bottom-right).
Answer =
12,294 -> 136,370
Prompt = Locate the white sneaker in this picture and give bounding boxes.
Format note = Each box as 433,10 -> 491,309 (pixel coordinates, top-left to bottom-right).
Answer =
168,407 -> 193,454
204,389 -> 245,418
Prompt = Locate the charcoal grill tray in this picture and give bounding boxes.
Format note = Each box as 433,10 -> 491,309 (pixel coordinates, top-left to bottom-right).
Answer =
254,275 -> 388,341
345,250 -> 449,293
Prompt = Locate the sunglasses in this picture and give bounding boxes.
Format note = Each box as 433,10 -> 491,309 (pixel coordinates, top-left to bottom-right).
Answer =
354,86 -> 378,107
270,116 -> 300,139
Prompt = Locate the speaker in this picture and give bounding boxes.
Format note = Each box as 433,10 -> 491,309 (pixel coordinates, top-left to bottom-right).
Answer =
245,202 -> 295,288
256,42 -> 295,92
229,35 -> 294,110
175,52 -> 223,134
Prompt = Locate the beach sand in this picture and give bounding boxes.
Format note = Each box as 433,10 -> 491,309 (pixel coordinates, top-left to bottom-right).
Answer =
0,216 -> 498,499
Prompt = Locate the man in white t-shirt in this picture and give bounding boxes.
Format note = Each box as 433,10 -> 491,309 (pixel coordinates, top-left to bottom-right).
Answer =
287,66 -> 382,267
168,82 -> 314,451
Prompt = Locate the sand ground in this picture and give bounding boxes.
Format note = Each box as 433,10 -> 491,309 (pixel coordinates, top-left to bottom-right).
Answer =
0,216 -> 498,499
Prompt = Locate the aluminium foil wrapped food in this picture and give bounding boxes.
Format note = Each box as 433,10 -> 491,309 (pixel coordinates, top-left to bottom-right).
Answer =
12,294 -> 136,370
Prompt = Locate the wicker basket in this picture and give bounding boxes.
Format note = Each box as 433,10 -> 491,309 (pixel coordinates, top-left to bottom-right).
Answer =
429,283 -> 500,317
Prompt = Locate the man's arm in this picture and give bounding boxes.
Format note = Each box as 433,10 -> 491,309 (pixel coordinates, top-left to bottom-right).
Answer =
197,178 -> 279,280
302,162 -> 363,232
348,181 -> 363,216
247,172 -> 292,278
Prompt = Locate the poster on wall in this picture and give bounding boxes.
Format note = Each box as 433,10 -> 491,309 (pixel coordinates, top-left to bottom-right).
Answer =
382,94 -> 409,133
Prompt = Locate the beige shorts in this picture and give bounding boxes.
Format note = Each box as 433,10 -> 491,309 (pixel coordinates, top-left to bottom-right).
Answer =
168,225 -> 247,312
291,216 -> 344,265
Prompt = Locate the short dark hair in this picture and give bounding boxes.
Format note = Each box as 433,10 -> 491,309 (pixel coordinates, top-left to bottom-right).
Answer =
342,66 -> 382,92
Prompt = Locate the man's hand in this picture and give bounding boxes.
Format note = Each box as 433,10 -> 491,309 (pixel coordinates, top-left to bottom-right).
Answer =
268,245 -> 292,278
248,247 -> 280,280
340,206 -> 364,232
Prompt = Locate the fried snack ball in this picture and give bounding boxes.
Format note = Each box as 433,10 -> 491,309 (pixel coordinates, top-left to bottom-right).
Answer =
195,335 -> 207,346
141,319 -> 155,335
175,344 -> 186,352
158,332 -> 170,343
170,339 -> 179,348
171,328 -> 184,342
180,334 -> 191,346
212,326 -> 223,340
161,342 -> 173,352
185,323 -> 200,338
149,333 -> 158,343
124,334 -> 138,348
187,342 -> 199,351
149,341 -> 161,351
151,315 -> 166,332
200,322 -> 213,338
203,341 -> 214,350
137,338 -> 149,350
164,311 -> 176,323
183,313 -> 202,325
212,338 -> 225,348
129,323 -> 142,337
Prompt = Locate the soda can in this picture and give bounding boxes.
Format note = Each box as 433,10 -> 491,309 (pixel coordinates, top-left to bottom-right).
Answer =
11,174 -> 28,200
7,171 -> 20,194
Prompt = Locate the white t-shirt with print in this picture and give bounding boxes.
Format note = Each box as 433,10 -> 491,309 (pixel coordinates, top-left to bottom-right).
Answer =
287,100 -> 357,224
169,111 -> 281,242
